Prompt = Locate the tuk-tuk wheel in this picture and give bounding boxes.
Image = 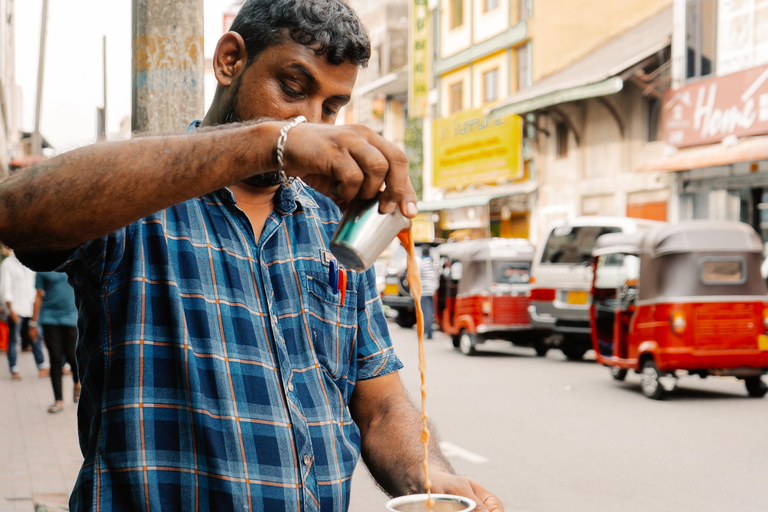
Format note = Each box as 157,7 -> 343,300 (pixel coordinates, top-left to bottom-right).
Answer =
610,366 -> 628,381
534,340 -> 549,357
744,377 -> 768,398
640,359 -> 665,400
458,330 -> 477,356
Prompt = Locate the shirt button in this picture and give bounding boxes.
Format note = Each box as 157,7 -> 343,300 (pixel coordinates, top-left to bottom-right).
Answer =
303,454 -> 311,466
287,383 -> 294,392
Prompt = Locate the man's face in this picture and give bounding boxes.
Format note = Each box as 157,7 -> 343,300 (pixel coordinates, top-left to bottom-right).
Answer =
222,39 -> 358,187
225,39 -> 358,126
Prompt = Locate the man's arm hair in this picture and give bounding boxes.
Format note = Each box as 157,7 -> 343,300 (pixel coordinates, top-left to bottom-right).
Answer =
349,372 -> 454,496
0,121 -> 282,253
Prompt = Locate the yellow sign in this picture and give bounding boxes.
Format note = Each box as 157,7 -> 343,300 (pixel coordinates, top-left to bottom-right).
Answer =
759,334 -> 768,351
411,212 -> 435,242
432,108 -> 523,189
409,0 -> 429,118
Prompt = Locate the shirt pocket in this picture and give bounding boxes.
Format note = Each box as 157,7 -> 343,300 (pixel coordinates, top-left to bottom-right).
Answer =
306,273 -> 358,381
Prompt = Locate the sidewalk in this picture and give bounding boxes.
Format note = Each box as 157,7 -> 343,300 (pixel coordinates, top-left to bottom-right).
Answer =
0,349 -> 82,512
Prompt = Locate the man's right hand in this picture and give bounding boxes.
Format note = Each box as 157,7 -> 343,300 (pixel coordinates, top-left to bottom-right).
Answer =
282,123 -> 418,218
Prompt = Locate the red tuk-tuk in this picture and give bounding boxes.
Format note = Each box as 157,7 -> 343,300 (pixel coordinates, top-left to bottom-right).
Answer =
437,238 -> 540,355
590,220 -> 768,399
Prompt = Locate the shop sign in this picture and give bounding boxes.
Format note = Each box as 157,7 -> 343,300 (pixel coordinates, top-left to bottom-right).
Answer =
432,108 -> 523,189
409,0 -> 430,118
663,64 -> 768,148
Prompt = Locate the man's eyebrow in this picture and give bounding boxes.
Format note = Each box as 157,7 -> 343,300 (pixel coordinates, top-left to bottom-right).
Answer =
287,63 -> 351,103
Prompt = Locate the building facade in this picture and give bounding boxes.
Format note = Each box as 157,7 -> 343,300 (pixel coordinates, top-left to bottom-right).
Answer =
647,0 -> 768,250
423,0 -> 675,244
0,0 -> 21,178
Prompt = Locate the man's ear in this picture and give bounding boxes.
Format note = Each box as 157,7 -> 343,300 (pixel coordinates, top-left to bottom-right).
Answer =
213,32 -> 249,87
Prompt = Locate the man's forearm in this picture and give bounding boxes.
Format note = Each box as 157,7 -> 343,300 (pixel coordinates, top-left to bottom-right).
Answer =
0,122 -> 280,252
352,377 -> 454,496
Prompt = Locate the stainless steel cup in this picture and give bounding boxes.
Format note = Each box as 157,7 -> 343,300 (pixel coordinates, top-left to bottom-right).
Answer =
385,494 -> 476,512
330,196 -> 411,271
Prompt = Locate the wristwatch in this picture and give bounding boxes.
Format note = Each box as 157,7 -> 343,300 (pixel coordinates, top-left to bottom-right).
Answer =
29,320 -> 37,327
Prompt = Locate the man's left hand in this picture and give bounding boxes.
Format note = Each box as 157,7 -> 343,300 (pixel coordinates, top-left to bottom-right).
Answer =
429,471 -> 505,512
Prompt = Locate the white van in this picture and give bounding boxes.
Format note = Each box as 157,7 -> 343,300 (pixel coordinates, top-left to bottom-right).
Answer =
529,216 -> 664,360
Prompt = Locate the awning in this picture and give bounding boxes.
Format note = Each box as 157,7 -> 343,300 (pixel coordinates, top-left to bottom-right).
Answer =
636,137 -> 768,172
418,181 -> 537,212
490,6 -> 672,117
355,69 -> 408,97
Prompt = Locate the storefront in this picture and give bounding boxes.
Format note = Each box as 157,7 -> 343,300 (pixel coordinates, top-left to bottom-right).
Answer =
646,63 -> 768,246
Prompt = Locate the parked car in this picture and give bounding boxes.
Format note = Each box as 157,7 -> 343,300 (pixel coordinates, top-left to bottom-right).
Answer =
528,216 -> 663,360
590,220 -> 768,399
379,240 -> 442,328
436,238 -> 538,355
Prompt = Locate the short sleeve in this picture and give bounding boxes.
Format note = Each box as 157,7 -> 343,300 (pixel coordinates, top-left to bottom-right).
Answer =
355,266 -> 403,380
58,223 -> 134,280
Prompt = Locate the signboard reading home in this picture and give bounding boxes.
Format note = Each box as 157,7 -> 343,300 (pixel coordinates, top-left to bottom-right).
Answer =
432,108 -> 523,189
663,64 -> 768,148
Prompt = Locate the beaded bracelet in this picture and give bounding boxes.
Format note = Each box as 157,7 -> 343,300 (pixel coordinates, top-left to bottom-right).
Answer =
276,115 -> 307,185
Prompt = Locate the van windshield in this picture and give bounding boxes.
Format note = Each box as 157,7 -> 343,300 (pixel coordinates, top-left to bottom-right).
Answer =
541,226 -> 621,264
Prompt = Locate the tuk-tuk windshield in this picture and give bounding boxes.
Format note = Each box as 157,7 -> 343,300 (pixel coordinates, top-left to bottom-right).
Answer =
493,261 -> 531,284
541,226 -> 621,264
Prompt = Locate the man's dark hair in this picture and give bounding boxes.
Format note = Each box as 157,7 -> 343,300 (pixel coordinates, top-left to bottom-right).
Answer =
229,0 -> 371,67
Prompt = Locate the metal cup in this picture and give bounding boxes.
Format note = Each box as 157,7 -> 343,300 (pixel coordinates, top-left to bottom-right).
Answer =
330,196 -> 411,271
385,494 -> 476,512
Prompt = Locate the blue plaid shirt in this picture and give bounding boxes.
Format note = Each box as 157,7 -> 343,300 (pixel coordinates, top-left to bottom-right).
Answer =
62,180 -> 402,511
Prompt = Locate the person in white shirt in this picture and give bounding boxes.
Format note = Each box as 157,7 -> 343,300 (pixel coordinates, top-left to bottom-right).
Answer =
418,245 -> 439,339
0,252 -> 48,379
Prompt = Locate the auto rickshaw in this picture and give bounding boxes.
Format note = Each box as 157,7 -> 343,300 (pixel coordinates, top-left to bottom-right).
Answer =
590,220 -> 768,399
436,238 -> 540,356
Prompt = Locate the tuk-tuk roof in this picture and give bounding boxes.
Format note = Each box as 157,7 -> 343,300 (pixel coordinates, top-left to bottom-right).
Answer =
438,238 -> 535,261
593,220 -> 763,257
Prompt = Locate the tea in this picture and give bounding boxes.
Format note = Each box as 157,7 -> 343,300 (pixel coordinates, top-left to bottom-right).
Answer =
396,229 -> 433,507
390,499 -> 470,512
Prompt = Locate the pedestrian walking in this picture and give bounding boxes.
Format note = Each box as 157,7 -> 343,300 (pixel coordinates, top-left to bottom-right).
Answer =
418,245 -> 439,339
0,1 -> 504,510
0,251 -> 48,380
30,271 -> 79,413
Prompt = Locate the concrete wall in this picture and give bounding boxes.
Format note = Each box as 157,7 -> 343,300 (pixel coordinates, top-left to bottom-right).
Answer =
531,83 -> 673,241
528,0 -> 672,81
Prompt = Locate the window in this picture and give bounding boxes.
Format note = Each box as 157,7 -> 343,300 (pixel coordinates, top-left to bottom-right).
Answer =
450,82 -> 463,113
518,0 -> 533,21
451,0 -> 464,29
484,0 -> 499,12
555,122 -> 568,158
516,43 -> 532,89
483,68 -> 499,103
646,97 -> 661,142
701,258 -> 746,285
540,226 -> 621,265
685,0 -> 716,80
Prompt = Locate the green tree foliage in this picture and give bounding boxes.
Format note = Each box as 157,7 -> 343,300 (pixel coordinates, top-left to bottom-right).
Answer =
404,118 -> 424,200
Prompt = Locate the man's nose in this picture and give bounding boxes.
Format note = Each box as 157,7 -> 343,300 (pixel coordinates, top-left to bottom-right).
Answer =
301,102 -> 326,124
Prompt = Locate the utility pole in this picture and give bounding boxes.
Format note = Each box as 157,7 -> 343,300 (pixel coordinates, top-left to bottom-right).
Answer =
98,35 -> 107,141
31,0 -> 49,155
132,0 -> 204,134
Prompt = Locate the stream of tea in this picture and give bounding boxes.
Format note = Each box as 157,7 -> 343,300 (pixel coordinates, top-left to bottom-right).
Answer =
397,229 -> 434,509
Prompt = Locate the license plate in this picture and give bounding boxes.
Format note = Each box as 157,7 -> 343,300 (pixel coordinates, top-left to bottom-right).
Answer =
567,291 -> 589,305
759,335 -> 768,351
384,283 -> 400,296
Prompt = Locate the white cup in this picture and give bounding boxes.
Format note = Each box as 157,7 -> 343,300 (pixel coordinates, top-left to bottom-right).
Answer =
385,494 -> 476,512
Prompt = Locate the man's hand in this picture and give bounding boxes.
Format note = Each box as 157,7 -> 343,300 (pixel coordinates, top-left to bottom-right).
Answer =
28,324 -> 39,343
9,310 -> 19,325
429,471 -> 505,512
282,123 -> 418,218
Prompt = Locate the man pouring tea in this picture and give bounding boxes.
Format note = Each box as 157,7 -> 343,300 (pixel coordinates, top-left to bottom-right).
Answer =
0,1 -> 503,510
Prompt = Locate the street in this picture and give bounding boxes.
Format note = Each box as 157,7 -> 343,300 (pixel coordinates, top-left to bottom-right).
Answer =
2,320 -> 768,512
350,320 -> 768,512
